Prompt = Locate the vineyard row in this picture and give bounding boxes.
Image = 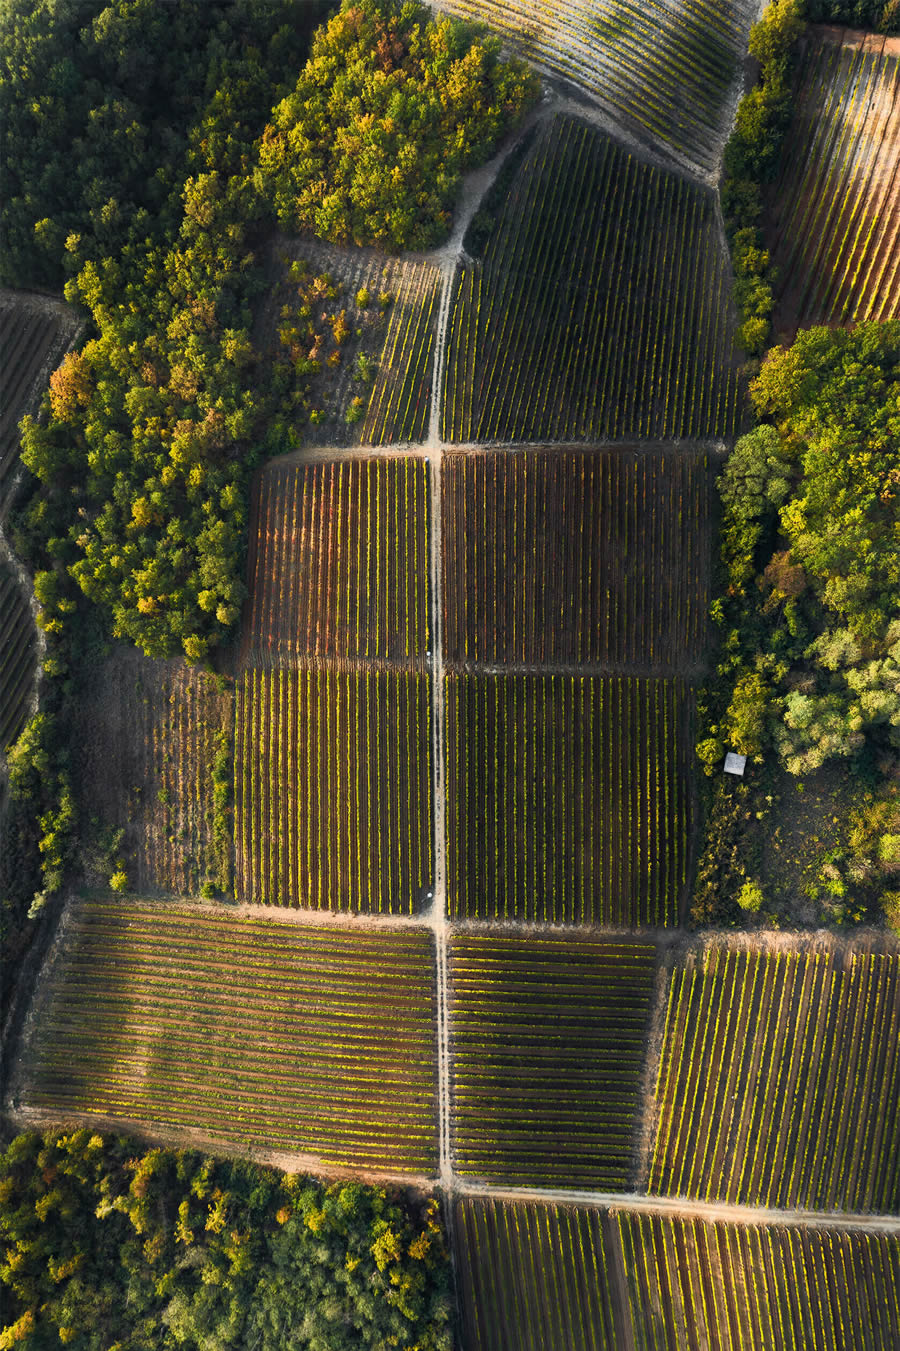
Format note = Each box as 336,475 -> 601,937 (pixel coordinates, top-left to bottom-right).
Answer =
455,1196 -> 900,1351
441,115 -> 744,444
244,457 -> 430,669
233,667 -> 434,913
650,947 -> 900,1215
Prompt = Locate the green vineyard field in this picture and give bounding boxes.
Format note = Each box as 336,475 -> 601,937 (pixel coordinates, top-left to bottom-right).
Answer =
649,947 -> 900,1213
449,933 -> 656,1188
445,673 -> 692,924
442,448 -> 714,670
361,261 -> 441,445
234,667 -> 433,912
0,561 -> 35,751
441,115 -> 743,444
454,1196 -> 900,1350
768,30 -> 900,330
22,897 -> 438,1175
433,0 -> 754,176
244,457 -> 430,669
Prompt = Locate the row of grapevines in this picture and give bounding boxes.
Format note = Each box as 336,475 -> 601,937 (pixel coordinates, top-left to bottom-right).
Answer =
449,932 -> 657,1189
441,447 -> 713,670
649,947 -> 900,1213
233,667 -> 434,912
244,457 -> 430,668
362,263 -> 441,445
441,115 -> 743,445
454,1196 -> 900,1350
445,672 -> 692,925
0,563 -> 36,750
22,895 -> 439,1175
432,0 -> 753,174
768,33 -> 900,328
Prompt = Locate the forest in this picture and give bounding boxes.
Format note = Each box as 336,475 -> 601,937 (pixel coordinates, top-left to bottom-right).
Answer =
0,1129 -> 451,1350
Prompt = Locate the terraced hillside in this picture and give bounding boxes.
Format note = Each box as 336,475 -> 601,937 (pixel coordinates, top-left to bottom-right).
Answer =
442,116 -> 744,444
19,896 -> 438,1176
432,0 -> 756,177
454,1196 -> 900,1350
767,29 -> 900,331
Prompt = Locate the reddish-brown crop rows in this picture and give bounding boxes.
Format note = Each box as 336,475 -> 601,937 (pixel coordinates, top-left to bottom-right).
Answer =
244,457 -> 429,669
445,672 -> 692,924
22,896 -> 438,1175
234,667 -> 433,912
768,30 -> 900,329
650,947 -> 900,1212
442,448 -> 713,670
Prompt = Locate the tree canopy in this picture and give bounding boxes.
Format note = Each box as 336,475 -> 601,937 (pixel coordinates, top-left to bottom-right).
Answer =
0,1130 -> 452,1350
703,322 -> 900,776
255,0 -> 539,251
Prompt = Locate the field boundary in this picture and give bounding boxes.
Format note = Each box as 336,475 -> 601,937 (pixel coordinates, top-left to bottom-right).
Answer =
6,1102 -> 900,1235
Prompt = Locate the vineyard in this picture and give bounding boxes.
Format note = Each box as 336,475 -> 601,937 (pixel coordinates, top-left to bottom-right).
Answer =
649,947 -> 900,1213
431,0 -> 755,176
449,934 -> 656,1189
234,667 -> 433,912
243,457 -> 430,669
20,896 -> 438,1175
73,651 -> 233,896
768,30 -> 900,331
454,1196 -> 900,1350
0,288 -> 81,515
442,448 -> 713,670
441,115 -> 744,444
445,673 -> 692,924
0,560 -> 36,751
260,238 -> 441,446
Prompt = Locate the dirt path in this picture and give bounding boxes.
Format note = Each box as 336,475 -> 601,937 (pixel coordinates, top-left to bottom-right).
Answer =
453,1177 -> 900,1234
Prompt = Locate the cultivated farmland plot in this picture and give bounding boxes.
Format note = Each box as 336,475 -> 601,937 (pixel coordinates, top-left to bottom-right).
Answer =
234,667 -> 433,912
431,0 -> 756,177
449,933 -> 657,1189
441,116 -> 744,445
243,457 -> 430,669
0,559 -> 36,752
257,236 -> 441,446
18,896 -> 438,1175
767,29 -> 900,332
0,288 -> 81,517
649,946 -> 900,1213
72,649 -> 233,897
454,1195 -> 900,1351
445,673 -> 693,925
442,447 -> 714,671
